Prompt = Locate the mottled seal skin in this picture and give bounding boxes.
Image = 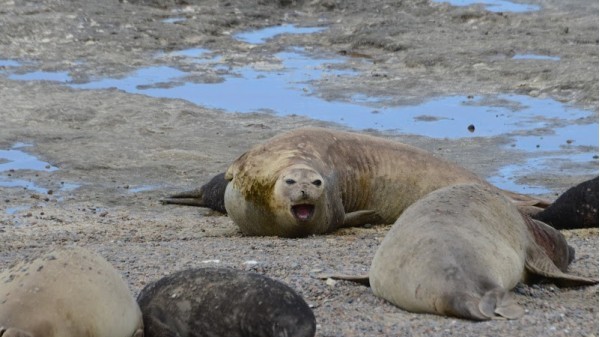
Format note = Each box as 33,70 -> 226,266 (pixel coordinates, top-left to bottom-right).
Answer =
533,176 -> 598,229
0,247 -> 143,337
162,172 -> 228,213
167,127 -> 547,237
137,268 -> 316,337
367,184 -> 597,320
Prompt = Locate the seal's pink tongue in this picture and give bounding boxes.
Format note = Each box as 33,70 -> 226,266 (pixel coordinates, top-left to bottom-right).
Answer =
292,204 -> 314,221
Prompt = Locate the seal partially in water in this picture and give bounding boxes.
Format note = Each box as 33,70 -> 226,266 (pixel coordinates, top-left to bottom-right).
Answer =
0,246 -> 143,337
164,127 -> 547,237
324,184 -> 597,320
533,176 -> 598,229
137,267 -> 316,337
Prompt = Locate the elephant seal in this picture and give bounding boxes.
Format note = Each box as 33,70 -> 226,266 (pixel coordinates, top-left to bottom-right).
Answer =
321,184 -> 597,320
165,127 -> 548,237
0,246 -> 143,337
533,176 -> 598,229
137,267 -> 316,337
364,183 -> 597,320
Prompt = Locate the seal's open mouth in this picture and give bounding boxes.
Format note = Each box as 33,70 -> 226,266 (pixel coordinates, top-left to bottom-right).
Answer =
291,204 -> 315,221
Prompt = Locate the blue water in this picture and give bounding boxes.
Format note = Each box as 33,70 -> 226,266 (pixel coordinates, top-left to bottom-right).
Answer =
235,24 -> 325,44
0,143 -> 58,172
0,59 -> 21,67
168,48 -> 210,58
162,17 -> 187,24
9,70 -> 72,82
513,54 -> 561,61
0,143 -> 57,193
433,0 -> 540,12
8,48 -> 593,144
3,23 -> 597,194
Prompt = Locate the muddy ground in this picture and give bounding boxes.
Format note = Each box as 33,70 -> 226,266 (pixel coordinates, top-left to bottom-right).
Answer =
0,0 -> 598,336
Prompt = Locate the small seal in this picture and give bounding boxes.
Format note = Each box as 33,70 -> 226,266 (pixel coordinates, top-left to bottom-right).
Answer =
533,176 -> 598,229
136,267 -> 316,337
0,247 -> 143,337
165,127 -> 548,237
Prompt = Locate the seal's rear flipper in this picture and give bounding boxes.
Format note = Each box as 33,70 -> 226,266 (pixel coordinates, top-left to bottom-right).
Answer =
443,289 -> 523,320
314,273 -> 370,287
525,245 -> 599,287
479,289 -> 524,319
343,210 -> 383,228
161,172 -> 228,213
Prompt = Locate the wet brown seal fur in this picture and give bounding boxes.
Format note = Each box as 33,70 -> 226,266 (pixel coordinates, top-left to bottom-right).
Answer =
136,267 -> 316,337
0,246 -> 143,337
533,176 -> 598,229
326,184 -> 597,320
166,127 -> 547,237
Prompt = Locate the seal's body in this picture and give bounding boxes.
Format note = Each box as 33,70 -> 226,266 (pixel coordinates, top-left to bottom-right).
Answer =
0,247 -> 143,337
369,184 -> 597,320
224,127 -> 494,236
137,268 -> 316,337
166,127 -> 547,237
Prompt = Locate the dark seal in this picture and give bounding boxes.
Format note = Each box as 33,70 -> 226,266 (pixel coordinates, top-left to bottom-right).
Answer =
533,176 -> 598,229
137,268 -> 316,337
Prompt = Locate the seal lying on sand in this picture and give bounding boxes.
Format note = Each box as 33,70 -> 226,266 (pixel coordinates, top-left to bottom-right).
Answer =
533,176 -> 598,229
322,184 -> 597,321
164,127 -> 547,237
0,246 -> 143,337
137,267 -> 316,337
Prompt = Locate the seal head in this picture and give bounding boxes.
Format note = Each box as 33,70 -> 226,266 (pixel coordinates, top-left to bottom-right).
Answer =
273,164 -> 325,223
225,163 -> 341,237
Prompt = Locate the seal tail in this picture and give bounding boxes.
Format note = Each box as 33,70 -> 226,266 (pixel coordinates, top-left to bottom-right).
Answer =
161,172 -> 228,213
443,288 -> 524,320
161,188 -> 205,205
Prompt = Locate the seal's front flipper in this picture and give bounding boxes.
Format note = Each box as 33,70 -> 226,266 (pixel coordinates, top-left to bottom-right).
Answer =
161,172 -> 228,213
343,210 -> 383,227
525,245 -> 598,287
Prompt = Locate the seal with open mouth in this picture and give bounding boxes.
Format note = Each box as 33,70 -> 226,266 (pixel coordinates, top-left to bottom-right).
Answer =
166,127 -> 548,237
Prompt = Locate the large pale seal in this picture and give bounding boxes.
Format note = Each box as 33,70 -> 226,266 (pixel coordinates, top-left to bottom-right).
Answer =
165,127 -> 547,237
0,247 -> 143,337
359,184 -> 596,320
137,267 -> 316,337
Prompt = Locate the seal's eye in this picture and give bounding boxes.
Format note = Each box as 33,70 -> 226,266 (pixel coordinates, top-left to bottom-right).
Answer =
312,179 -> 322,187
285,179 -> 296,185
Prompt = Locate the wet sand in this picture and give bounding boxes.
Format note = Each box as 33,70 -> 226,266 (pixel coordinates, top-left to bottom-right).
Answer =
0,0 -> 598,336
